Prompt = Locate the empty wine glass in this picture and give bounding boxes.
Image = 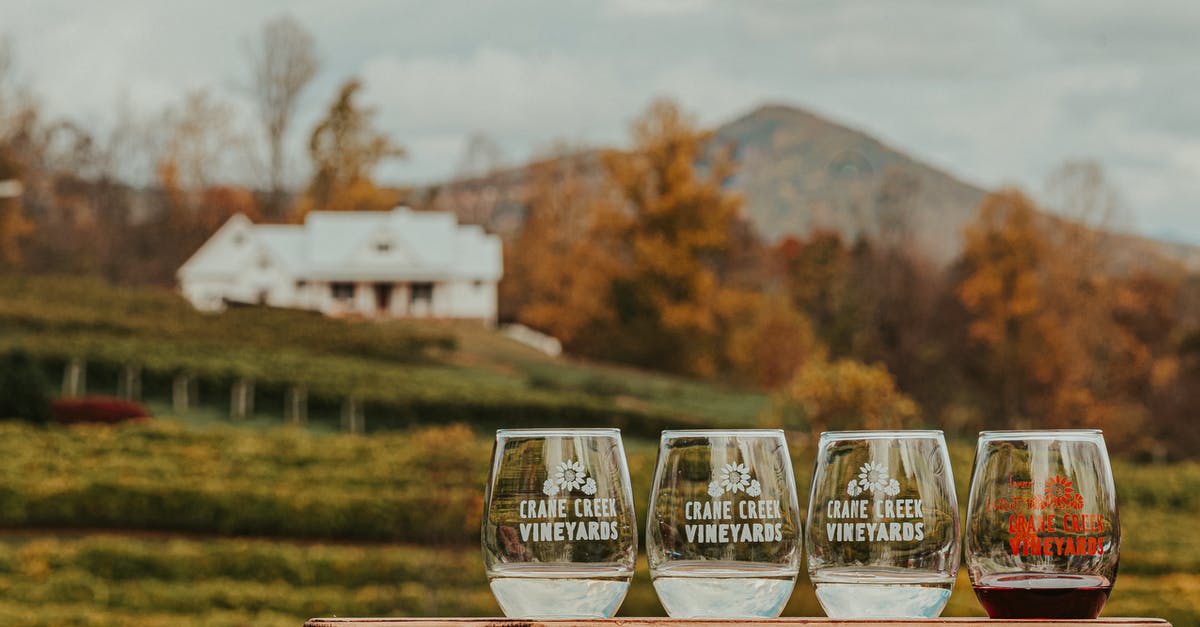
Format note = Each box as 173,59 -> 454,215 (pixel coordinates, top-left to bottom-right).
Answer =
482,428 -> 637,618
965,429 -> 1120,619
646,429 -> 802,618
806,430 -> 960,618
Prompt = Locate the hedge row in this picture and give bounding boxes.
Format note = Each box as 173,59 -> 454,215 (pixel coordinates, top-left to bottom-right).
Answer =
6,335 -> 711,438
0,275 -> 457,363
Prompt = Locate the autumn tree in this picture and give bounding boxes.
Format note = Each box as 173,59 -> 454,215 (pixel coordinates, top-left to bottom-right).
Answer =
0,145 -> 31,267
0,36 -> 32,267
765,355 -> 920,434
245,15 -> 318,219
502,151 -> 623,348
599,99 -> 743,377
956,190 -> 1045,423
299,79 -> 405,215
717,290 -> 820,388
956,182 -> 1164,444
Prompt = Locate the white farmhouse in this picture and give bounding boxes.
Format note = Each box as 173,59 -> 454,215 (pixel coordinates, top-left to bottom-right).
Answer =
177,207 -> 502,322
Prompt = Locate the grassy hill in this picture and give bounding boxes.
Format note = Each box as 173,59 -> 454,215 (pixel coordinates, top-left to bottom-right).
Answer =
0,275 -> 768,434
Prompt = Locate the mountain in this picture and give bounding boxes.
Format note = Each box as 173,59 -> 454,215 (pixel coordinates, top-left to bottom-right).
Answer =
420,103 -> 1198,270
714,104 -> 985,262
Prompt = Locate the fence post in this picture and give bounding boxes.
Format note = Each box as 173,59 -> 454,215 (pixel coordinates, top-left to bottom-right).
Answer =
61,358 -> 86,397
118,364 -> 142,401
172,373 -> 192,414
341,396 -> 363,434
286,385 -> 308,426
231,378 -> 254,420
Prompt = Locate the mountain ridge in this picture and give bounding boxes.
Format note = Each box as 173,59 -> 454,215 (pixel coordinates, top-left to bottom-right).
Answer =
420,102 -> 1200,270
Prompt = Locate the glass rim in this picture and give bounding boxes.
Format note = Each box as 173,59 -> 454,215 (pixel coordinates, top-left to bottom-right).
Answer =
979,428 -> 1104,440
820,429 -> 945,440
495,428 -> 621,438
660,428 -> 785,438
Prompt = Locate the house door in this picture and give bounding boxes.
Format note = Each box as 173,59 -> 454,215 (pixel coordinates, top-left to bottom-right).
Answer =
373,283 -> 393,314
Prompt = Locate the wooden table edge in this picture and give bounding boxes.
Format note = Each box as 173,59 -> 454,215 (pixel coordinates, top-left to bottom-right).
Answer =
302,614 -> 1171,619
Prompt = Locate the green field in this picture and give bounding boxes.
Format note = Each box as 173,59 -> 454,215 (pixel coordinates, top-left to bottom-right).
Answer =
0,276 -> 1195,624
0,421 -> 1194,625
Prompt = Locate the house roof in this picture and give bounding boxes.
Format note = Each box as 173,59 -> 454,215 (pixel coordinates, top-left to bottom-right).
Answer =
178,207 -> 503,282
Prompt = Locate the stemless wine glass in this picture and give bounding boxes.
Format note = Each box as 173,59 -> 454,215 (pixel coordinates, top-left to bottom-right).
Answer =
646,429 -> 802,618
965,429 -> 1120,619
806,430 -> 961,618
482,428 -> 637,618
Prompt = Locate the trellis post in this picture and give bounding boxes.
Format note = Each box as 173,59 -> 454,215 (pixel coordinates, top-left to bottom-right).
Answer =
231,378 -> 255,420
118,364 -> 142,401
172,373 -> 193,414
286,385 -> 308,426
341,396 -> 364,434
61,358 -> 86,397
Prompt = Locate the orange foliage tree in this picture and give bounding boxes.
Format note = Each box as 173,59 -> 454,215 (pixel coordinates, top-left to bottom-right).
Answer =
956,188 -> 1166,442
502,152 -> 624,350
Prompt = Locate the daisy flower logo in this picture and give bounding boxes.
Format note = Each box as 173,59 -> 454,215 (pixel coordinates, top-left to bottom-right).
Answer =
719,462 -> 752,494
707,462 -> 761,497
848,462 -> 901,496
542,460 -> 591,496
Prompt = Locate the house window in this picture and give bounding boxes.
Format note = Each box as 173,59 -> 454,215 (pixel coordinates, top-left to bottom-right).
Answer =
331,282 -> 356,301
410,282 -> 434,304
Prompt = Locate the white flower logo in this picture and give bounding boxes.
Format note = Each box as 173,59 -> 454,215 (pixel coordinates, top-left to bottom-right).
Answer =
543,460 -> 593,496
707,462 -> 761,498
719,462 -> 752,494
848,462 -> 901,496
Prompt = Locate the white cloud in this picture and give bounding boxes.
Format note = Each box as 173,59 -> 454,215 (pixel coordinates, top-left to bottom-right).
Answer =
2,0 -> 1199,241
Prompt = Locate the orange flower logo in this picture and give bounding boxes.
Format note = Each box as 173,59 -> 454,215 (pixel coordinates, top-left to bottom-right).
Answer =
1044,475 -> 1081,509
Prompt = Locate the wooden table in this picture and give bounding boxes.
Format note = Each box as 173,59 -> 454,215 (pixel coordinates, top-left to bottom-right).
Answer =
302,614 -> 1171,619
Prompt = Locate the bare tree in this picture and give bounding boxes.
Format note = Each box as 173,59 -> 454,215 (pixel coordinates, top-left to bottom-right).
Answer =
455,131 -> 505,179
244,15 -> 318,219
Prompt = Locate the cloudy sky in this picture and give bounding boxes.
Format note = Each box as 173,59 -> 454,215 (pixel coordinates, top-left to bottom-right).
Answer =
3,0 -> 1199,242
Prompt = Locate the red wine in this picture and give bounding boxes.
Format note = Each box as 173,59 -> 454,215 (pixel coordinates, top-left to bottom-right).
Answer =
973,573 -> 1111,619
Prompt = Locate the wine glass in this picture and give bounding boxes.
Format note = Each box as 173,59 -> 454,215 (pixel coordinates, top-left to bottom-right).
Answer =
646,429 -> 802,618
965,429 -> 1120,619
806,430 -> 961,618
482,428 -> 637,618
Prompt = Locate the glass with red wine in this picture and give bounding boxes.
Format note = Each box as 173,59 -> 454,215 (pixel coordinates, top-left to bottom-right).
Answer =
964,430 -> 1120,619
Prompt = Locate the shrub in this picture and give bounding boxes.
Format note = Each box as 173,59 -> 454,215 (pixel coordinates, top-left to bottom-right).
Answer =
0,350 -> 52,423
765,356 -> 920,433
51,397 -> 150,425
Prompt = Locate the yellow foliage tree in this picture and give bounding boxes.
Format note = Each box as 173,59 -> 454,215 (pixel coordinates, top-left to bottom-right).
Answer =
766,356 -> 920,434
298,79 -> 404,216
0,149 -> 31,266
601,99 -> 743,377
718,289 -> 821,388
